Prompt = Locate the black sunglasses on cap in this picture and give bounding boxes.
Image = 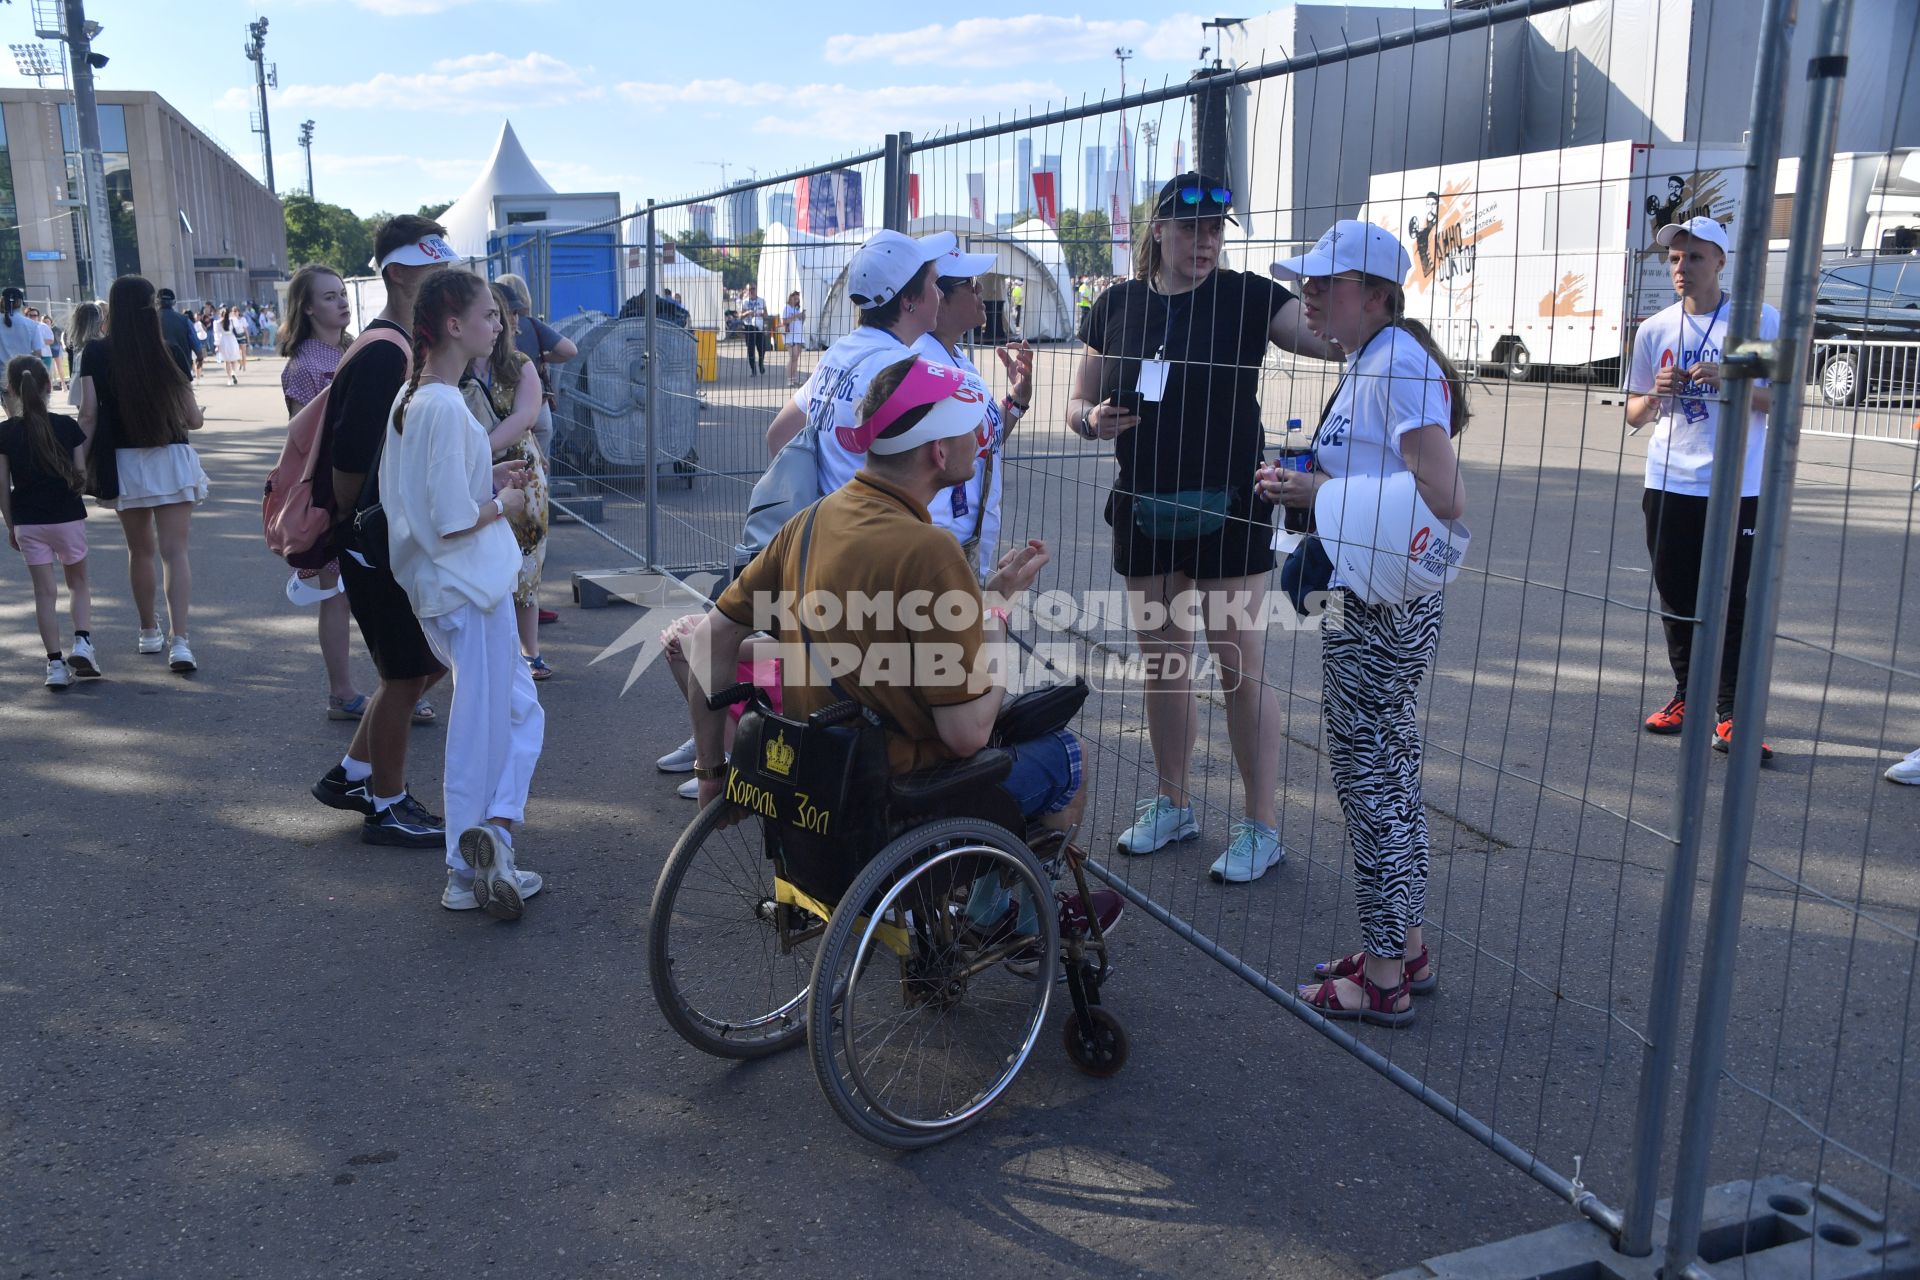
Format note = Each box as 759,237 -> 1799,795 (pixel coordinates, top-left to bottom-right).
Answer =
1176,185 -> 1232,208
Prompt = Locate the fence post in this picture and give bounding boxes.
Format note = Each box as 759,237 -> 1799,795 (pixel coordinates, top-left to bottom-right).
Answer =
1617,0 -> 1800,1255
1660,2 -> 1856,1271
882,133 -> 906,233
642,198 -> 660,571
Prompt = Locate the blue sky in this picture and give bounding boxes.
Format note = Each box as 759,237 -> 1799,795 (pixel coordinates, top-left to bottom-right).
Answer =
2,1 -> 1427,221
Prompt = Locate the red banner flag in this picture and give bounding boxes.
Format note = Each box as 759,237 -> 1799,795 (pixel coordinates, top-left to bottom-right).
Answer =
1031,171 -> 1058,228
908,173 -> 920,221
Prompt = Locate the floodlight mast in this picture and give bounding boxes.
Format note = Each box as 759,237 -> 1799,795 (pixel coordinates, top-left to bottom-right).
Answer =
244,18 -> 275,194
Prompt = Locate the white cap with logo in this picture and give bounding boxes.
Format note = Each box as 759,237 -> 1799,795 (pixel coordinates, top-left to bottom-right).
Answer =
1271,219 -> 1412,286
846,230 -> 958,310
1653,215 -> 1730,254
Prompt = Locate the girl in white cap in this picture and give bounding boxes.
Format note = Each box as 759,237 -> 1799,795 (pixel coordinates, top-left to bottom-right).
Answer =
1262,219 -> 1468,1028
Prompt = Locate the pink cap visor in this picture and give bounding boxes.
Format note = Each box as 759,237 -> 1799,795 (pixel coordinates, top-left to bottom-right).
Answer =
837,358 -> 990,455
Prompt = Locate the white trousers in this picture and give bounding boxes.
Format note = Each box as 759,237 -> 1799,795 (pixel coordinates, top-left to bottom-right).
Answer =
423,600 -> 545,872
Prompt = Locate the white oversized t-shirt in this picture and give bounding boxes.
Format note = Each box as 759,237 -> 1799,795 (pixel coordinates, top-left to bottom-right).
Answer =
381,383 -> 521,619
794,325 -> 994,574
1626,297 -> 1777,498
1311,326 -> 1452,482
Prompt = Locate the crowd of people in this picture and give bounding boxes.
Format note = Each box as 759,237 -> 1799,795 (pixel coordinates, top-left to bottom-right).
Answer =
2,173 -> 1912,962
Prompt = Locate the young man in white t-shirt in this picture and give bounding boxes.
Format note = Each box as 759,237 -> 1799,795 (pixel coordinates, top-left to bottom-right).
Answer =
1625,215 -> 1778,759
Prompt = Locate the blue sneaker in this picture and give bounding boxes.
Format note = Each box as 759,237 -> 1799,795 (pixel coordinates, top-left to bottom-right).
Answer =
1209,820 -> 1285,884
1116,795 -> 1199,856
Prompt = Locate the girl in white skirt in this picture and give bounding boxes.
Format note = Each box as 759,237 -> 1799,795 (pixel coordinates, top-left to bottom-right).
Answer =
381,270 -> 545,920
77,275 -> 207,672
214,307 -> 244,385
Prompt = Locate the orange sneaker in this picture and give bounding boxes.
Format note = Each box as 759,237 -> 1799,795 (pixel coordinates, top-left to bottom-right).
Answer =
1644,696 -> 1686,735
1711,717 -> 1773,761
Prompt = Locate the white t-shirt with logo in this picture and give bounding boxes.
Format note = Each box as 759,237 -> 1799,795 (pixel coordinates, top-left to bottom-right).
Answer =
911,334 -> 1003,575
1627,297 -> 1777,498
793,325 -> 995,574
1311,326 -> 1451,482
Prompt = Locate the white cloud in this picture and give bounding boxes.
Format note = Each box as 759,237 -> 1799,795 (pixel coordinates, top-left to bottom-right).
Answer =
822,14 -> 1206,69
239,52 -> 599,114
616,77 -> 1067,144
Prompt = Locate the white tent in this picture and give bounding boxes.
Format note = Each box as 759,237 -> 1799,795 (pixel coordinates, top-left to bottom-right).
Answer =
622,228 -> 726,331
756,221 -> 862,349
757,216 -> 1078,346
440,121 -> 556,260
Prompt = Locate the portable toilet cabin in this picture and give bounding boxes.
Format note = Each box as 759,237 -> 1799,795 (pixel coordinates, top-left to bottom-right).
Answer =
489,220 -> 621,322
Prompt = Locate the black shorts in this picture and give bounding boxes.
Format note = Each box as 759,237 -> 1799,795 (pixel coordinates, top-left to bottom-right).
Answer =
1106,486 -> 1277,582
339,552 -> 445,682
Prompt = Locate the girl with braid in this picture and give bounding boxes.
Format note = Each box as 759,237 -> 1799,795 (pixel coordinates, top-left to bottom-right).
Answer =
1262,221 -> 1469,1029
381,271 -> 544,920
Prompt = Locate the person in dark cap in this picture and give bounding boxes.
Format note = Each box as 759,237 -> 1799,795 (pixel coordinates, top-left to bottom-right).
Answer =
1065,172 -> 1340,882
156,289 -> 197,381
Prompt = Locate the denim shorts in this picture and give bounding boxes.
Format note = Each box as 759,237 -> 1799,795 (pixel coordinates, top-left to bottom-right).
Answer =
1002,730 -> 1082,817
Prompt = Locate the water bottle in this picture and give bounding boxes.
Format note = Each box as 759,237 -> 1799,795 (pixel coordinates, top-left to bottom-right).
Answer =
1276,418 -> 1313,533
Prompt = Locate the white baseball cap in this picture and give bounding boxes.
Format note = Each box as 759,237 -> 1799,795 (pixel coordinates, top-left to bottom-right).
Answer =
846,230 -> 956,310
285,569 -> 344,607
935,244 -> 998,280
1271,219 -> 1412,286
1654,215 -> 1730,254
1313,471 -> 1470,607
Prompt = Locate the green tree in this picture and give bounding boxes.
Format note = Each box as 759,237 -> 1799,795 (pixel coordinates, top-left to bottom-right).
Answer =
1055,208 -> 1115,280
283,193 -> 375,279
417,200 -> 453,222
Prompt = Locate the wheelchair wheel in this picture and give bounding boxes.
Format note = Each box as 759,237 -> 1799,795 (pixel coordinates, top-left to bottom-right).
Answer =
648,799 -> 825,1059
808,818 -> 1058,1149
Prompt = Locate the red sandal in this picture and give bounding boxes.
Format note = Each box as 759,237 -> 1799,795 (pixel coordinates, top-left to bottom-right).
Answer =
1312,944 -> 1437,995
1298,970 -> 1416,1028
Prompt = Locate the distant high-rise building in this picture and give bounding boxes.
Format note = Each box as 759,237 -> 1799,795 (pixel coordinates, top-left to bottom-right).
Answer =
689,204 -> 716,238
725,182 -> 760,240
767,191 -> 796,228
1015,137 -> 1033,214
1083,145 -> 1109,213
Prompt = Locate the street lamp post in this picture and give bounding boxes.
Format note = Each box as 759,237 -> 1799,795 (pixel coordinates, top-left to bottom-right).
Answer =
62,0 -> 115,291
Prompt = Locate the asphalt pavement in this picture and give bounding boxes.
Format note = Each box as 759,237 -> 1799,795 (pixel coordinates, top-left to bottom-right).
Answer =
3,350 -> 1914,1279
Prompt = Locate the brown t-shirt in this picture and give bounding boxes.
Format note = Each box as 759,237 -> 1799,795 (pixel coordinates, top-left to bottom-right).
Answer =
716,471 -> 987,773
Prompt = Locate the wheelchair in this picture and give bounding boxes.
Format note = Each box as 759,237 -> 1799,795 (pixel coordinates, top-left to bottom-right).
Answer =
647,686 -> 1128,1149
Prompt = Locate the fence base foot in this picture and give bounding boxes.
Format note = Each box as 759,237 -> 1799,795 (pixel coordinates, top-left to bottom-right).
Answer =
1378,1177 -> 1909,1280
550,494 -> 604,524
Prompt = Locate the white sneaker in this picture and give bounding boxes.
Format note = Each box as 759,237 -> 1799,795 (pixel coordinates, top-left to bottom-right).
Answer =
1116,795 -> 1199,856
168,636 -> 196,673
677,775 -> 700,799
443,867 -> 544,911
137,628 -> 164,655
45,657 -> 73,689
1887,748 -> 1920,786
68,635 -> 100,677
456,824 -> 533,920
657,736 -> 698,772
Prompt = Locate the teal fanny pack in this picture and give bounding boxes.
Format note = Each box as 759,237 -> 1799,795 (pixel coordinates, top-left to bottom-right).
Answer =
1132,488 -> 1230,539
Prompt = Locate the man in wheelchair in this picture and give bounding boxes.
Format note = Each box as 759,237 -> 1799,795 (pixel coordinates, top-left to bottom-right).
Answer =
683,354 -> 1122,960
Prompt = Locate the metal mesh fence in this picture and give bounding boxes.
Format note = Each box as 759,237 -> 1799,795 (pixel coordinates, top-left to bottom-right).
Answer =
492,0 -> 1914,1269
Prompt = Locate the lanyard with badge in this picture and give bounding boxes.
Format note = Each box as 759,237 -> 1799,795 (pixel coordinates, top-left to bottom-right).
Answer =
1677,294 -> 1724,425
1135,291 -> 1187,403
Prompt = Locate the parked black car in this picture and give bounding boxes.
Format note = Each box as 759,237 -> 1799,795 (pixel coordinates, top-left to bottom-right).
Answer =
1813,257 -> 1920,405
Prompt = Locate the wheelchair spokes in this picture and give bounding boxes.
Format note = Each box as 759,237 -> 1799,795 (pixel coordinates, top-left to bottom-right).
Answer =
648,800 -> 825,1059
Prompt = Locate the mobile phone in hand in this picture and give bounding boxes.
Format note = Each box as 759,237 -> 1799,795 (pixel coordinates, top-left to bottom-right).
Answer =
1108,389 -> 1145,415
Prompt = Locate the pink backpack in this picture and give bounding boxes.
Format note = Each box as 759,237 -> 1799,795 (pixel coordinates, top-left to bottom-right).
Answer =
262,327 -> 409,569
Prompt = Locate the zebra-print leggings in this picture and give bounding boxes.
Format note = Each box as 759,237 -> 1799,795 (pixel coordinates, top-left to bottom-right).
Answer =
1322,588 -> 1445,960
